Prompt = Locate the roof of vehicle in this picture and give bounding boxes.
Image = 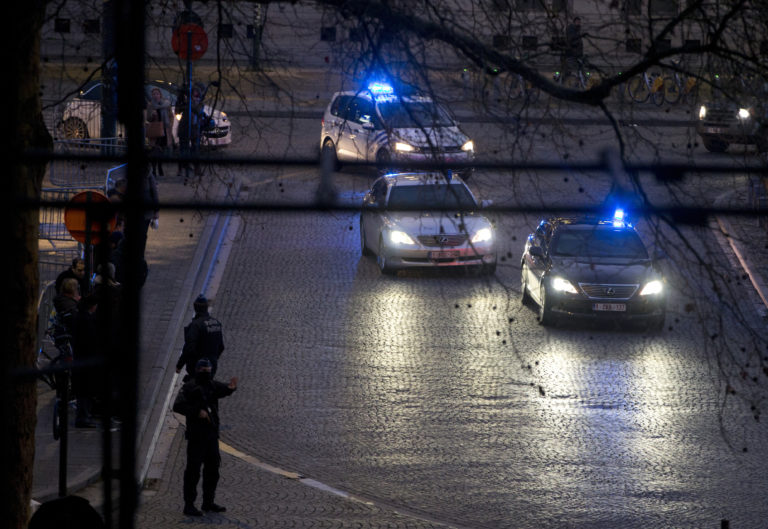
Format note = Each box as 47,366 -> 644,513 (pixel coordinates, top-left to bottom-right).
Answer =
382,172 -> 468,187
544,211 -> 635,230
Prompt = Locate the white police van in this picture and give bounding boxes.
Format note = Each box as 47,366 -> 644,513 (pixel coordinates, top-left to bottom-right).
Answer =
320,82 -> 475,176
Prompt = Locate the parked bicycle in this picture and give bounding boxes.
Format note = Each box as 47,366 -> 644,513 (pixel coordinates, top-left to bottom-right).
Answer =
506,72 -> 541,103
553,56 -> 591,90
626,66 -> 666,105
37,321 -> 75,440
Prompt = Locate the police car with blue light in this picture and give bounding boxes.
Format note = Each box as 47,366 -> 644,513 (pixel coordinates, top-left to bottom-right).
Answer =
320,81 -> 475,176
360,171 -> 496,275
520,209 -> 666,329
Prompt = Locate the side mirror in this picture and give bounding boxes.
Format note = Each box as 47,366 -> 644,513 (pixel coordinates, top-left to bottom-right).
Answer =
480,199 -> 493,208
529,246 -> 545,259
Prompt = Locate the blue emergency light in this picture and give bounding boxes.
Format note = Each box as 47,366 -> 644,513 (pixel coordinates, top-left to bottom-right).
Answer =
368,81 -> 394,94
612,208 -> 625,227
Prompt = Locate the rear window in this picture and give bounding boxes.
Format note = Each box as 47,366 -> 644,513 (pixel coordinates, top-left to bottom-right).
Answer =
551,227 -> 649,259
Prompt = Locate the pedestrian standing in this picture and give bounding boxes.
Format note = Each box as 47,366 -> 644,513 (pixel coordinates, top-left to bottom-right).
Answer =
146,87 -> 173,177
55,257 -> 89,297
175,295 -> 225,379
172,358 -> 238,516
139,163 -> 160,261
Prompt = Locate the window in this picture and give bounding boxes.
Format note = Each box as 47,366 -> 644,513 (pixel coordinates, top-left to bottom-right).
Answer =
655,38 -> 671,53
320,26 -> 336,42
626,38 -> 642,53
522,36 -> 538,51
54,18 -> 70,33
650,0 -> 678,16
682,39 -> 700,51
218,23 -> 234,39
83,19 -> 100,34
515,0 -> 545,11
623,0 -> 641,15
493,35 -> 511,50
349,27 -> 365,42
551,35 -> 566,52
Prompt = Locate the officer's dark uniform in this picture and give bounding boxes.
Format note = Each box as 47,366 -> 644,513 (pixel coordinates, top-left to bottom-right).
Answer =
176,295 -> 225,378
172,358 -> 236,515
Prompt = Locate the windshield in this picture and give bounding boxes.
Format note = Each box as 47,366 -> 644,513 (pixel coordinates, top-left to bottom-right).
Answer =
377,100 -> 455,128
551,227 -> 649,259
387,184 -> 477,210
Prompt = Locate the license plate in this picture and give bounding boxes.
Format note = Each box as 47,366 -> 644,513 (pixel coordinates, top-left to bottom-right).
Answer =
429,250 -> 460,260
702,127 -> 725,134
593,303 -> 626,312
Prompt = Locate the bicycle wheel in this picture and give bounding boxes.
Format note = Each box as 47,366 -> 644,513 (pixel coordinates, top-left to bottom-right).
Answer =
650,74 -> 665,106
506,74 -> 524,100
627,76 -> 650,103
663,76 -> 682,105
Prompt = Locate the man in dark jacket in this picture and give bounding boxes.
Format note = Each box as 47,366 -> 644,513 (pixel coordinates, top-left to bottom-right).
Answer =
175,295 -> 225,379
172,358 -> 237,516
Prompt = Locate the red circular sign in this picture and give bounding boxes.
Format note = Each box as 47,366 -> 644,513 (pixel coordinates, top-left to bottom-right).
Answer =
64,191 -> 116,245
172,24 -> 208,61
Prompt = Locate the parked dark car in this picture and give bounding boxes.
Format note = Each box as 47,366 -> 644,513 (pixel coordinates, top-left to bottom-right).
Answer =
520,211 -> 666,329
696,77 -> 768,153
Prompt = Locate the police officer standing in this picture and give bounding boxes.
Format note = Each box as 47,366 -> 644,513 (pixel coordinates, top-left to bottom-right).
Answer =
172,358 -> 238,516
176,295 -> 225,379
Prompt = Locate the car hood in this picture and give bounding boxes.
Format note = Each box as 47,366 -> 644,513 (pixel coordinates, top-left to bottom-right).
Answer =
384,211 -> 490,234
550,257 -> 657,284
390,126 -> 468,148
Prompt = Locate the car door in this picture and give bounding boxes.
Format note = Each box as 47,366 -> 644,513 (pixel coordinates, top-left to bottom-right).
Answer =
362,179 -> 388,246
332,96 -> 361,161
525,225 -> 552,303
349,97 -> 376,162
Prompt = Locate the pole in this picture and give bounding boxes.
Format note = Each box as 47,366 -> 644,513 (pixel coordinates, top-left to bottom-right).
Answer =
186,31 -> 192,179
57,371 -> 69,497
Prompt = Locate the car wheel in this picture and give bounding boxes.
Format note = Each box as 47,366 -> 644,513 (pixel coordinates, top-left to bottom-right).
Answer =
482,261 -> 497,275
538,284 -> 556,326
376,149 -> 392,175
321,139 -> 341,171
702,137 -> 728,153
377,236 -> 395,275
520,263 -> 532,305
61,117 -> 89,139
360,218 -> 372,256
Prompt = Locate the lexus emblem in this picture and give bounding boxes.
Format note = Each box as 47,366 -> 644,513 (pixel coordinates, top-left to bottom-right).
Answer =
438,236 -> 449,244
605,287 -> 616,296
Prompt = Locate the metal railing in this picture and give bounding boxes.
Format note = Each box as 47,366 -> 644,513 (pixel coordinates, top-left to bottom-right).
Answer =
49,139 -> 126,188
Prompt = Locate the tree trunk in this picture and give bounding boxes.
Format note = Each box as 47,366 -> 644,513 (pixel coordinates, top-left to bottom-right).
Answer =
6,3 -> 51,527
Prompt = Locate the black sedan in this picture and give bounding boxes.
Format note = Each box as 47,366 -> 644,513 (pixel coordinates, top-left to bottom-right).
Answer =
520,213 -> 666,329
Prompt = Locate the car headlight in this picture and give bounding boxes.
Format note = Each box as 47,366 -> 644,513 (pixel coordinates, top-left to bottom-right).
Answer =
461,140 -> 474,152
471,227 -> 493,243
175,113 -> 182,121
698,105 -> 707,120
551,277 -> 578,294
395,142 -> 415,152
389,230 -> 415,245
738,108 -> 751,119
640,280 -> 663,296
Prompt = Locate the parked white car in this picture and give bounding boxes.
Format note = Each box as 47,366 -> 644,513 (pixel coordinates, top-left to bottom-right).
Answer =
57,79 -> 231,147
